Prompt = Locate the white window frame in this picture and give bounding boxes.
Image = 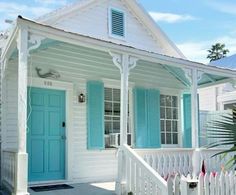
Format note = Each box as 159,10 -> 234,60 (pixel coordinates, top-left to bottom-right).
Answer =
159,89 -> 182,148
108,7 -> 126,40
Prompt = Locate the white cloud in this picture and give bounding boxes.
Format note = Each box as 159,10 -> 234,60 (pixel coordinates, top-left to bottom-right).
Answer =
177,35 -> 236,64
0,2 -> 53,31
208,1 -> 236,15
149,12 -> 197,23
0,2 -> 52,18
34,0 -> 68,6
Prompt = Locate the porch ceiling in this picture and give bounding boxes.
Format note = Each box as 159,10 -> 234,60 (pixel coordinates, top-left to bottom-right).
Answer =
27,40 -> 187,89
7,38 -> 230,90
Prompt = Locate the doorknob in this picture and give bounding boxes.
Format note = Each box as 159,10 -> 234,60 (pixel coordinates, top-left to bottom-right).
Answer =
61,135 -> 66,140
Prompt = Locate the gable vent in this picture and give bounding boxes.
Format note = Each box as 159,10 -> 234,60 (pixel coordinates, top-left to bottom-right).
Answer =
111,9 -> 125,37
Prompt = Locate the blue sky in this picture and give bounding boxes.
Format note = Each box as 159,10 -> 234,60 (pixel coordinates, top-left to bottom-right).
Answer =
1,0 -> 236,63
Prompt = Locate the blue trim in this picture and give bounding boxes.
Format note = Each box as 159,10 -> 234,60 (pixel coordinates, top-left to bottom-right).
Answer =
183,94 -> 192,148
110,8 -> 125,37
147,89 -> 161,148
87,81 -> 105,150
134,88 -> 148,148
134,87 -> 161,148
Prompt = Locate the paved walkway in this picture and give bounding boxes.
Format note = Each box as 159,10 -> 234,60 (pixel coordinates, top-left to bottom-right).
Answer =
28,182 -> 116,195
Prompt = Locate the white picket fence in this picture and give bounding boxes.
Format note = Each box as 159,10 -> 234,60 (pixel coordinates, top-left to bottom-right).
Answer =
198,171 -> 236,195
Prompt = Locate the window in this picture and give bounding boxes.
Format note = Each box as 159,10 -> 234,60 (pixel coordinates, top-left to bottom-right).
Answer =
105,88 -> 121,135
104,87 -> 130,148
160,95 -> 179,145
109,8 -> 125,38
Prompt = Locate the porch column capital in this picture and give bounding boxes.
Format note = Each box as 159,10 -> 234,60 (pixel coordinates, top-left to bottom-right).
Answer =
184,68 -> 204,85
197,70 -> 204,82
28,33 -> 45,54
183,68 -> 192,84
109,52 -> 138,73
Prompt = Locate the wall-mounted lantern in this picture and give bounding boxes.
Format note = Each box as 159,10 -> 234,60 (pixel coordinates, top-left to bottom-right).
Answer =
78,93 -> 86,103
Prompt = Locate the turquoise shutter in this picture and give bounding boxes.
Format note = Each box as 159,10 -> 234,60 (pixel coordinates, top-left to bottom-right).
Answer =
134,88 -> 161,148
134,88 -> 148,148
183,94 -> 192,148
147,89 -> 161,148
87,81 -> 104,150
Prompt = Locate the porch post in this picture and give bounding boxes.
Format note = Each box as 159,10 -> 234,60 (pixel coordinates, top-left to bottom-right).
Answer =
191,68 -> 199,148
15,25 -> 29,195
110,52 -> 137,195
191,69 -> 203,178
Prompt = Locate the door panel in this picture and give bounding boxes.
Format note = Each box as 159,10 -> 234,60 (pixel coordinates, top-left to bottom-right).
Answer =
27,87 -> 65,182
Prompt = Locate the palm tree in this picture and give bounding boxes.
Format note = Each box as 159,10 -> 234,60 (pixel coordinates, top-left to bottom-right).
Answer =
207,43 -> 229,62
206,112 -> 236,168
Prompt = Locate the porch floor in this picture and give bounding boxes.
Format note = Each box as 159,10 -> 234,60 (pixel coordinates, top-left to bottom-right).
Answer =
28,182 -> 116,195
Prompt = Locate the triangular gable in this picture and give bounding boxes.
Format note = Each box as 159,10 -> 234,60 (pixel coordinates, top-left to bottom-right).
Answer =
37,0 -> 185,58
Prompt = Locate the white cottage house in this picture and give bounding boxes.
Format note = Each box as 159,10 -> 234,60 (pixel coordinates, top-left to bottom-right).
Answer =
1,0 -> 236,195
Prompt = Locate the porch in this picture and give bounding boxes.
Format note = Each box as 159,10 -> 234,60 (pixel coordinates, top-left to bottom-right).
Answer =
28,182 -> 115,195
1,16 -> 236,195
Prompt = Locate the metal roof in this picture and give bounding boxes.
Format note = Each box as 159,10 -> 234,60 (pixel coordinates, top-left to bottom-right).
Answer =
210,54 -> 236,70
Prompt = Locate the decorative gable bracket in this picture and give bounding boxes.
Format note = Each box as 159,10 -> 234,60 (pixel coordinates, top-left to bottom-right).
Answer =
28,33 -> 45,55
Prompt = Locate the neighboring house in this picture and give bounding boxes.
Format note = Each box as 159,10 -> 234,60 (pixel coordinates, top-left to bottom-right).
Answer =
199,54 -> 236,112
1,1 -> 236,195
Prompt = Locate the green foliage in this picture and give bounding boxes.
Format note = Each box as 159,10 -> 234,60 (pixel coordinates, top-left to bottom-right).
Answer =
206,113 -> 236,168
128,192 -> 133,195
207,43 -> 229,62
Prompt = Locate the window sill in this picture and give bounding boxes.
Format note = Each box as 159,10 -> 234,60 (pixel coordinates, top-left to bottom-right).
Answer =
161,144 -> 180,148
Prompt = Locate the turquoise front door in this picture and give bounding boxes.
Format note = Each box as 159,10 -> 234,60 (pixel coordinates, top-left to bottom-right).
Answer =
27,87 -> 66,182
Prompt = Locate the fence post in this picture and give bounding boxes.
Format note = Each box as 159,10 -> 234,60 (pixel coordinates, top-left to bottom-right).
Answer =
167,177 -> 173,195
192,149 -> 201,178
174,174 -> 180,195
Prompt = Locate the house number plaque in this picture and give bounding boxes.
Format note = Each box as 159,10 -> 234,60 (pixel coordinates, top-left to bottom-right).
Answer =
44,81 -> 53,86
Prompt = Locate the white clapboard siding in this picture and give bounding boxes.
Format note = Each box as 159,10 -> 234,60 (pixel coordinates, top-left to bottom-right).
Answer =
198,87 -> 217,111
2,63 -> 18,150
50,0 -> 165,55
2,42 -> 185,183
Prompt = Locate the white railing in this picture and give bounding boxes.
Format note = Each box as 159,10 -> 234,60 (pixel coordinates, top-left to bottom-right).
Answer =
123,144 -> 172,195
2,150 -> 17,192
135,148 -> 194,178
198,171 -> 236,194
136,148 -> 236,178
